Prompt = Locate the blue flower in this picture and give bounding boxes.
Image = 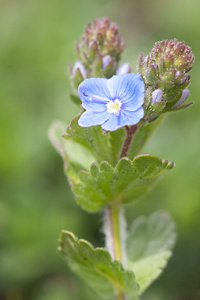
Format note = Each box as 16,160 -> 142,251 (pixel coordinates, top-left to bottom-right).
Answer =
78,73 -> 144,131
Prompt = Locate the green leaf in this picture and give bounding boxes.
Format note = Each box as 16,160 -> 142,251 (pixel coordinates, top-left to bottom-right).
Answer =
110,127 -> 126,163
48,121 -> 96,184
126,211 -> 176,294
64,114 -> 126,166
64,114 -> 112,164
70,155 -> 174,212
49,122 -> 174,213
127,117 -> 163,159
59,230 -> 139,300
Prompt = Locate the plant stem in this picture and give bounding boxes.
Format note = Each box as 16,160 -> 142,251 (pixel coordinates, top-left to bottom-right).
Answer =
103,205 -> 127,300
109,205 -> 123,260
116,292 -> 127,300
103,125 -> 139,299
120,125 -> 138,158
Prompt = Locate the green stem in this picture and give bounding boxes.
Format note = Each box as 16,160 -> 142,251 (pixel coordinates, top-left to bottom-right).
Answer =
116,292 -> 127,300
109,205 -> 123,261
104,205 -> 127,300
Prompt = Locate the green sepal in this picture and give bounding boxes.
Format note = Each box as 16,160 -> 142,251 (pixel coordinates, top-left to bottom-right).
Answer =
59,230 -> 139,300
70,154 -> 174,212
92,55 -> 104,78
145,65 -> 157,85
143,86 -> 153,109
170,101 -> 194,112
88,40 -> 98,63
126,211 -> 176,295
148,102 -> 166,115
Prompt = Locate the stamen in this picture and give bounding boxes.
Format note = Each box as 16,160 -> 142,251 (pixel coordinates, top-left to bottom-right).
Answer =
91,95 -> 110,102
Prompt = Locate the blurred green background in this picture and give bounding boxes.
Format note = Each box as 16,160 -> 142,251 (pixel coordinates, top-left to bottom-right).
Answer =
0,0 -> 200,299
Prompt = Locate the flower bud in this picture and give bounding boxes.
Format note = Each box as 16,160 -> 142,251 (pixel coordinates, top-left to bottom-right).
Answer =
138,40 -> 194,116
151,89 -> 163,104
76,18 -> 125,76
144,88 -> 165,118
101,55 -> 116,77
69,18 -> 126,105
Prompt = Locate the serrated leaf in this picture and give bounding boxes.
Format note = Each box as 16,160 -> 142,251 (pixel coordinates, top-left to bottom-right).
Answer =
59,230 -> 139,300
126,211 -> 176,294
70,155 -> 174,212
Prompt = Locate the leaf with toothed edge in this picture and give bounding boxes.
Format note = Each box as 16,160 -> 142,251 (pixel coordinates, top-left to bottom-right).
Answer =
48,121 -> 174,213
50,113 -> 164,169
58,230 -> 139,300
126,211 -> 176,295
71,154 -> 174,212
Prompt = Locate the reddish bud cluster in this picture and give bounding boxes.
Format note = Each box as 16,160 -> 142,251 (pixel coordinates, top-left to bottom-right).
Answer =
76,18 -> 125,68
138,40 -> 194,115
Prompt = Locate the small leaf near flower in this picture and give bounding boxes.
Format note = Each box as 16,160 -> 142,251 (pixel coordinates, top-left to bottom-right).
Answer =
78,73 -> 145,131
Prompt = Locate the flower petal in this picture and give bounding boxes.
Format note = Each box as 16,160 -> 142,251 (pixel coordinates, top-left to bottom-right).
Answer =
78,78 -> 112,112
107,73 -> 144,110
119,107 -> 144,126
78,110 -> 110,127
78,73 -> 145,131
101,107 -> 144,131
101,113 -> 122,131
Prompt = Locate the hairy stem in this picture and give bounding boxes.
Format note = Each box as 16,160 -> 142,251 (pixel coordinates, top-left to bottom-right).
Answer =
120,125 -> 138,158
103,205 -> 127,300
109,205 -> 123,260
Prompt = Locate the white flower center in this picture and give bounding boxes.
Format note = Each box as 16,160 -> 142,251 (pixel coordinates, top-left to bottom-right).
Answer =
106,99 -> 122,114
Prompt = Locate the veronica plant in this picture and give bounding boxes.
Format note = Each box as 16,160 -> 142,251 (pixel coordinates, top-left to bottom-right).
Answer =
49,18 -> 194,300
